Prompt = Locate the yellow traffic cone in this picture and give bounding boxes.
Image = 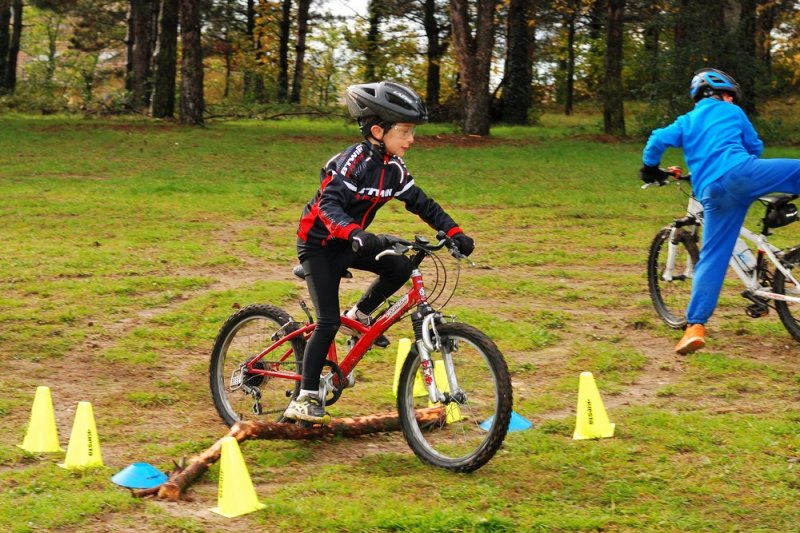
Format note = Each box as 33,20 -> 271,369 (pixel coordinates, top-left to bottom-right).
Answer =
413,370 -> 428,397
573,372 -> 615,440
391,338 -> 429,397
431,360 -> 463,424
392,338 -> 412,396
58,402 -> 104,469
18,386 -> 63,453
210,436 -> 266,518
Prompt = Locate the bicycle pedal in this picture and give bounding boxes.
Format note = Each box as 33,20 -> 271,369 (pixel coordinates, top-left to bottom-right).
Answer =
745,304 -> 769,318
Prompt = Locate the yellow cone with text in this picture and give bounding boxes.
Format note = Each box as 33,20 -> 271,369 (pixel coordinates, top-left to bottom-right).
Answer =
59,401 -> 103,469
392,338 -> 427,397
573,372 -> 615,440
210,436 -> 266,518
18,386 -> 63,453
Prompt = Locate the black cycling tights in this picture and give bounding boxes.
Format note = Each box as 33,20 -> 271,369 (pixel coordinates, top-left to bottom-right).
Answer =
299,241 -> 412,392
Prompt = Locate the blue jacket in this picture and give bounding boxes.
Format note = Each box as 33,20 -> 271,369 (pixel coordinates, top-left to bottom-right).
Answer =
642,98 -> 764,197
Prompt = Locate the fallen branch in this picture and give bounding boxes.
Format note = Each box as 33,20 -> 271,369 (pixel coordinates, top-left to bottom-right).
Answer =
134,407 -> 444,501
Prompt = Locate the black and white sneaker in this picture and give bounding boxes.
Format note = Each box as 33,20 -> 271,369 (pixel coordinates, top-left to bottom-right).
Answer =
283,394 -> 331,425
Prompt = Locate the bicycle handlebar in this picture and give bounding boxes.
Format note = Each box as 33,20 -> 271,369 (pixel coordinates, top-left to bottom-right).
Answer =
374,231 -> 468,261
640,166 -> 692,189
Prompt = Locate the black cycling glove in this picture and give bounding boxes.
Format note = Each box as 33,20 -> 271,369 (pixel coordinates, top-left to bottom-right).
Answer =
349,229 -> 381,256
639,164 -> 670,184
452,232 -> 475,257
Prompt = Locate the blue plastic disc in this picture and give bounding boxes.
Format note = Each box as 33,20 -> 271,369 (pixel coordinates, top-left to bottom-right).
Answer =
480,411 -> 533,432
112,462 -> 168,489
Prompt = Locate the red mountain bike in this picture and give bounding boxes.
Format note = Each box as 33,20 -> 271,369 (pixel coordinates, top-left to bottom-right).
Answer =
209,233 -> 513,472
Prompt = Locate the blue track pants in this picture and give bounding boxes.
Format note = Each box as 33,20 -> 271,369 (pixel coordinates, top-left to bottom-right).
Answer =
687,157 -> 800,324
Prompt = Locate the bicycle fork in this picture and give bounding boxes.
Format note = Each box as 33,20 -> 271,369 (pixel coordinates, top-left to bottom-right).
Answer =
664,226 -> 695,281
412,309 -> 459,405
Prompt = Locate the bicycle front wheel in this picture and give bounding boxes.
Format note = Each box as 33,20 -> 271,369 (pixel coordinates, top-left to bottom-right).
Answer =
647,226 -> 700,329
397,322 -> 512,473
773,248 -> 800,342
209,304 -> 306,427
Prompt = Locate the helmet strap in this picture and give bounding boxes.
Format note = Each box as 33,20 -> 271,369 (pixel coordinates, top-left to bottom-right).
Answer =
362,120 -> 393,153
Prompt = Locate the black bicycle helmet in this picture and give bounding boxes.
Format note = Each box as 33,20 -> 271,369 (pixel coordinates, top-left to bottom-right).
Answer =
346,81 -> 428,126
690,68 -> 742,104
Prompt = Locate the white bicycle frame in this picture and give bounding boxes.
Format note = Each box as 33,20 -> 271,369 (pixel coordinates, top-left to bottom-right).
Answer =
665,195 -> 800,303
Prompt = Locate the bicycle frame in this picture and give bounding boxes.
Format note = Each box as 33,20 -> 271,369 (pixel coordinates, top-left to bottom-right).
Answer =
663,192 -> 800,304
236,261 -> 448,404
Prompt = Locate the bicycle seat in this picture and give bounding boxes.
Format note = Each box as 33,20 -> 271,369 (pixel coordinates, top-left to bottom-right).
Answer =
758,193 -> 799,205
292,265 -> 353,280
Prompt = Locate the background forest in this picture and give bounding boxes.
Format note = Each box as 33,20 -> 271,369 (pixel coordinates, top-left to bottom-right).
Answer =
0,0 -> 798,135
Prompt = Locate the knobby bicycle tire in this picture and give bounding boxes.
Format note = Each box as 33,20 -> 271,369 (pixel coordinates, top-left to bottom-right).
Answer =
773,248 -> 800,342
210,304 -> 306,427
396,322 -> 512,472
647,225 -> 700,329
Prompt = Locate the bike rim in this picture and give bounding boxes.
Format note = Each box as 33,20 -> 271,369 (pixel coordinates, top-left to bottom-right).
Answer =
401,336 -> 502,465
651,232 -> 693,327
215,315 -> 299,423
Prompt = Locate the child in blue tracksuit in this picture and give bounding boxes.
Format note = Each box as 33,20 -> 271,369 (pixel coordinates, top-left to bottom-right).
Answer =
640,68 -> 800,354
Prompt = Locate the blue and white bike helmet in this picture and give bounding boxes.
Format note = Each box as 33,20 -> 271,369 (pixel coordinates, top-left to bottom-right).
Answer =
690,68 -> 742,103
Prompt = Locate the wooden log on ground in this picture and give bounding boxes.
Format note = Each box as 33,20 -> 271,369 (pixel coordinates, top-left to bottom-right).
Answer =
133,407 -> 444,501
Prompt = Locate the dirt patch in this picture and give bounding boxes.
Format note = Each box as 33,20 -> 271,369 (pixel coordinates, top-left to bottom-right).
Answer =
416,133 -> 540,148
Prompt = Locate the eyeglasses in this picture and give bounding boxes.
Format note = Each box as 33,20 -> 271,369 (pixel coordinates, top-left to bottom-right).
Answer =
389,125 -> 416,139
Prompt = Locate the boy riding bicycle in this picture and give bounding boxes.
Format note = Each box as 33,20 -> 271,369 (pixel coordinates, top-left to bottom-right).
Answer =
640,68 -> 800,354
284,81 -> 474,423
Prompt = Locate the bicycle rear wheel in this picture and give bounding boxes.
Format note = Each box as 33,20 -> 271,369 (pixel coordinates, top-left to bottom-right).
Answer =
773,248 -> 800,342
209,304 -> 306,427
396,322 -> 512,473
647,226 -> 700,329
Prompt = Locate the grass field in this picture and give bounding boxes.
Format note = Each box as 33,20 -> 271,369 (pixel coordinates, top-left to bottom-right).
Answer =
1,111 -> 800,532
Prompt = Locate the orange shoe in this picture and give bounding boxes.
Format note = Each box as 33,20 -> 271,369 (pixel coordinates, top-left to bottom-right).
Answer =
675,324 -> 706,355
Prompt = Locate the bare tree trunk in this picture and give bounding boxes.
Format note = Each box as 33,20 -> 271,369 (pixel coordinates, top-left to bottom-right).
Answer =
290,0 -> 311,104
5,0 -> 20,92
277,0 -> 291,102
450,0 -> 498,135
179,0 -> 203,125
603,0 -> 625,135
125,2 -> 134,93
502,0 -> 532,124
731,0 -> 758,114
133,408 -> 445,501
130,0 -> 156,109
150,0 -> 179,118
564,6 -> 576,116
0,0 -> 10,93
422,0 -> 448,117
365,0 -> 382,80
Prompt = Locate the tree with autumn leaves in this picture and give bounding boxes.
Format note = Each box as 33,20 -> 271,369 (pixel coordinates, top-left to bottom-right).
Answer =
1,1 -> 799,134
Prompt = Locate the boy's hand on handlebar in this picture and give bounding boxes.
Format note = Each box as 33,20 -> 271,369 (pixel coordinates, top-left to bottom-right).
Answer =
451,233 -> 475,257
350,229 -> 381,256
639,164 -> 671,185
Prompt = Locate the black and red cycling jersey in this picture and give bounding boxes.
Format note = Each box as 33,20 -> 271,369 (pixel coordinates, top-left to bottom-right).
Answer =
297,141 -> 463,249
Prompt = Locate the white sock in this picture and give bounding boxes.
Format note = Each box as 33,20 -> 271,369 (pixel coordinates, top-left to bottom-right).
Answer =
298,389 -> 318,399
